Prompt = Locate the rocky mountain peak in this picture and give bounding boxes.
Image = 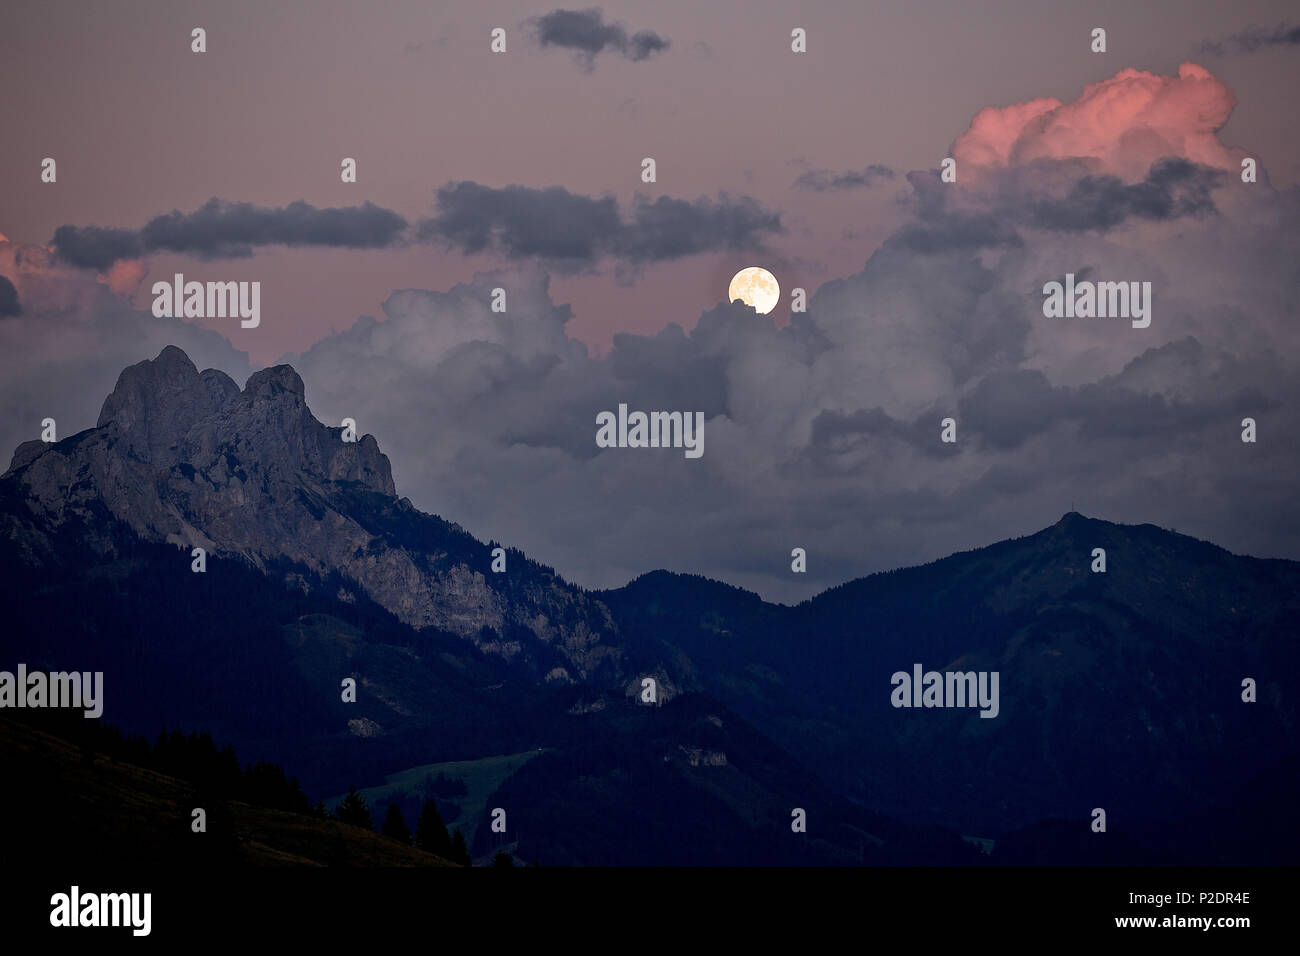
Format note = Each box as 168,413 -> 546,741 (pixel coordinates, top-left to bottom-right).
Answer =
2,345 -> 615,681
96,345 -> 235,464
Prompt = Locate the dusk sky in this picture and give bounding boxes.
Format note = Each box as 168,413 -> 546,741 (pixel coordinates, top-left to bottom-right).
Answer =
2,0 -> 1298,600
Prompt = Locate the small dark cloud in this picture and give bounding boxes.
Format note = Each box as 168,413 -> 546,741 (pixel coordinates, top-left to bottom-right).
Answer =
1201,22 -> 1300,55
49,226 -> 143,271
793,164 -> 895,192
52,199 -> 409,270
533,8 -> 670,69
0,276 -> 20,317
417,182 -> 781,268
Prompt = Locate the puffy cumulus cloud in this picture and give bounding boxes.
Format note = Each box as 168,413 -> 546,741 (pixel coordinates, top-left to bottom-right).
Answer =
531,8 -> 670,69
52,198 -> 409,270
951,63 -> 1242,181
416,182 -> 782,270
279,64 -> 1299,601
0,237 -> 250,467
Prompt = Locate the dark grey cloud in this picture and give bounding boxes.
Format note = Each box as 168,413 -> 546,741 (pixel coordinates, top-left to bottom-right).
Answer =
807,406 -> 958,469
52,199 -> 409,269
886,168 -> 1025,252
416,182 -> 620,262
533,8 -> 670,68
616,194 -> 783,262
1201,22 -> 1300,55
49,226 -> 143,271
417,182 -> 781,268
888,158 -> 1224,255
0,276 -> 20,317
958,346 -> 1279,450
885,211 -> 1023,253
958,369 -> 1065,449
1021,159 -> 1223,231
793,164 -> 895,192
53,184 -> 779,276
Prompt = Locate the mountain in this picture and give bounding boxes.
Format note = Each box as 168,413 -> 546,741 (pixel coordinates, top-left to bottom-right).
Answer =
600,513 -> 1300,834
2,344 -> 1295,864
2,345 -> 958,864
5,345 -> 621,685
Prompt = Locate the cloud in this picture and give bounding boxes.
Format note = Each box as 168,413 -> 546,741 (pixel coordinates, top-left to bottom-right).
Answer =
55,186 -> 778,276
0,237 -> 251,468
52,199 -> 409,269
49,225 -> 142,271
416,183 -> 620,262
793,164 -> 895,192
416,183 -> 781,269
0,276 -> 19,317
1201,22 -> 1300,55
951,63 -> 1241,180
891,154 -> 1227,253
532,8 -> 670,69
1018,157 -> 1224,231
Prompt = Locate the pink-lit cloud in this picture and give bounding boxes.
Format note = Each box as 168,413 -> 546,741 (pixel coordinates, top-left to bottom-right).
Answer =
952,63 -> 1242,180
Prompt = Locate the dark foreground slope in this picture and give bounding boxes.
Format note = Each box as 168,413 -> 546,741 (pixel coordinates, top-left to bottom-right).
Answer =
0,714 -> 453,867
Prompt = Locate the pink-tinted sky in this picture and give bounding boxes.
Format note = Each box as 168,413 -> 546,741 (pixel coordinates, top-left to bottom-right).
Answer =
3,1 -> 1299,599
3,0 -> 1298,363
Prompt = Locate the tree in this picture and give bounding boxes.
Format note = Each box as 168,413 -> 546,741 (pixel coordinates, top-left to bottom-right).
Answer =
335,787 -> 373,830
381,803 -> 411,844
491,850 -> 515,868
449,828 -> 471,866
414,798 -> 452,857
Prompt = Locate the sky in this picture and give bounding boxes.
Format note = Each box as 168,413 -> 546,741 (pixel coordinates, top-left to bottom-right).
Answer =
2,0 -> 1298,601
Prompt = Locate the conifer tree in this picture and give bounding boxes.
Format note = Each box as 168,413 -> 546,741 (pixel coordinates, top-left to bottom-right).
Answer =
335,787 -> 374,830
381,802 -> 412,844
449,828 -> 471,866
414,798 -> 452,856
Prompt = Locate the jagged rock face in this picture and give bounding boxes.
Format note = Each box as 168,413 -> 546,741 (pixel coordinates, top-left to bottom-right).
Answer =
3,345 -> 620,680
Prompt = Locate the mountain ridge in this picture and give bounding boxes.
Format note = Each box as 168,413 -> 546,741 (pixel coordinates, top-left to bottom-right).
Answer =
2,344 -> 1295,858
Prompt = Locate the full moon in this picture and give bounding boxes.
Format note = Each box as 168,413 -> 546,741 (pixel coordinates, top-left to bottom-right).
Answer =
728,267 -> 779,315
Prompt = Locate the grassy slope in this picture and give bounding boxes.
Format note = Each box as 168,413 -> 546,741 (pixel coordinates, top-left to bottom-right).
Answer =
325,750 -> 543,846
